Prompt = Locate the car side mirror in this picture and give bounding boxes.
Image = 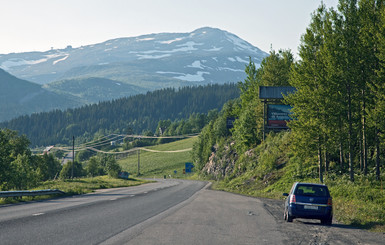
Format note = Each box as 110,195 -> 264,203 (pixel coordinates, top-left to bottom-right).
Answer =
283,193 -> 289,197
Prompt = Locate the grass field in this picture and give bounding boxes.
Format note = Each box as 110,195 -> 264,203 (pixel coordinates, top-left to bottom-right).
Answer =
0,176 -> 150,205
117,137 -> 197,178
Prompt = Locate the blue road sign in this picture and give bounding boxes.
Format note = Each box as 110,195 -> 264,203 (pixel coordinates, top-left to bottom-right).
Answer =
185,162 -> 194,173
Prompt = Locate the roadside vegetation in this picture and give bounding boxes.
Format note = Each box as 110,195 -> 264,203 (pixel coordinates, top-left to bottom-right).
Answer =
0,127 -> 194,204
206,132 -> 385,232
191,0 -> 385,232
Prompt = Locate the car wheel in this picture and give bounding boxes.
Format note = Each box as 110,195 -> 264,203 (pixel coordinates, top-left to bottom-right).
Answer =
285,209 -> 293,222
321,218 -> 332,226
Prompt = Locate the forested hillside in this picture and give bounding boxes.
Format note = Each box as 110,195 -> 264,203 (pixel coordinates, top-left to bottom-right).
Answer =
0,84 -> 239,146
0,69 -> 80,121
194,0 -> 385,186
192,0 -> 385,230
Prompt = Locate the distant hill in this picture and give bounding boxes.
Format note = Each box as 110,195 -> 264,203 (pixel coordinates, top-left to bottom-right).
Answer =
0,27 -> 266,122
0,83 -> 240,146
43,77 -> 145,104
0,27 -> 267,93
0,69 -> 80,121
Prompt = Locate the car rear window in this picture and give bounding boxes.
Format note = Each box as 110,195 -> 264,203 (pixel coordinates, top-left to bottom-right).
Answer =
295,185 -> 329,197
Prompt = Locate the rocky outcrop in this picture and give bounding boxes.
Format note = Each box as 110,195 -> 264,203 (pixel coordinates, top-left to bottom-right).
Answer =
201,142 -> 238,180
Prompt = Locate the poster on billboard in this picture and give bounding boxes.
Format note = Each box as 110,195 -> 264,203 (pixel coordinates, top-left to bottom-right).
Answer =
267,104 -> 292,127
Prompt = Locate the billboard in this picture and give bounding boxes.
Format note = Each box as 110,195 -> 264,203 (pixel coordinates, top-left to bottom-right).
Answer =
226,117 -> 236,129
267,104 -> 292,127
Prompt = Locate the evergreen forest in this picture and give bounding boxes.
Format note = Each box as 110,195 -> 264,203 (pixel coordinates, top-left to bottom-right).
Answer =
0,84 -> 239,146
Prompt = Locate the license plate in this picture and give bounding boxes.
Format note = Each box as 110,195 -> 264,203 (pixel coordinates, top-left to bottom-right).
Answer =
304,205 -> 318,210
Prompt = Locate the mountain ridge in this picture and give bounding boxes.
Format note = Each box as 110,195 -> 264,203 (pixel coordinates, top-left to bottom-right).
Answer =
0,27 -> 268,122
0,27 -> 267,87
0,69 -> 80,121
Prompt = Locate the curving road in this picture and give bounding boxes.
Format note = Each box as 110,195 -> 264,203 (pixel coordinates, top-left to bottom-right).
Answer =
0,179 -> 384,244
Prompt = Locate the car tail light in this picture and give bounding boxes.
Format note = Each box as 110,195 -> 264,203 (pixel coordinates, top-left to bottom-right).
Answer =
327,198 -> 332,206
289,194 -> 296,204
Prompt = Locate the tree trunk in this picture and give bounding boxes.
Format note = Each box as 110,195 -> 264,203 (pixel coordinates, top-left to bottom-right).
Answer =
318,141 -> 324,183
359,138 -> 363,172
340,140 -> 344,173
347,83 -> 354,182
376,127 -> 381,181
324,150 -> 329,173
362,89 -> 368,175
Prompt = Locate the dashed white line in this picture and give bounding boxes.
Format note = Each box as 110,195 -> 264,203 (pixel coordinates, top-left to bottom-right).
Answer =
32,213 -> 44,216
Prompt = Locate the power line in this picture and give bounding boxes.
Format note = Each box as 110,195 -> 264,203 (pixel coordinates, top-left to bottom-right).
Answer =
51,134 -> 197,154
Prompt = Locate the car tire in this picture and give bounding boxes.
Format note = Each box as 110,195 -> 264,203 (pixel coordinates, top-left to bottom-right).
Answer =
285,209 -> 293,222
321,218 -> 332,226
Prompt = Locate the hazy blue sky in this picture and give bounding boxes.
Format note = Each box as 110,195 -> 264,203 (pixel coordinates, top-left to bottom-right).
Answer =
0,0 -> 338,56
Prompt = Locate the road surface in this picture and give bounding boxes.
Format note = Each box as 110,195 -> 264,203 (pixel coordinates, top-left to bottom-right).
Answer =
0,179 -> 383,244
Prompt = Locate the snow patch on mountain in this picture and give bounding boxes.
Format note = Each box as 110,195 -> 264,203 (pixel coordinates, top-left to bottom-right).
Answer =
174,71 -> 210,82
236,56 -> 249,63
1,52 -> 68,70
137,54 -> 171,59
137,37 -> 155,42
53,55 -> 69,65
218,67 -> 244,72
158,37 -> 184,44
225,32 -> 256,53
156,71 -> 185,75
204,46 -> 223,52
187,60 -> 204,69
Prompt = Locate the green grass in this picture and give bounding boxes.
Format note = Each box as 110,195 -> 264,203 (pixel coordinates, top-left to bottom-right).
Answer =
1,137 -> 197,205
0,176 -> 150,205
197,131 -> 385,232
117,137 -> 197,178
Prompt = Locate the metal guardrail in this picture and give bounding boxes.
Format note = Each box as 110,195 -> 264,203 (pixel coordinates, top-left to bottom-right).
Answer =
0,189 -> 65,198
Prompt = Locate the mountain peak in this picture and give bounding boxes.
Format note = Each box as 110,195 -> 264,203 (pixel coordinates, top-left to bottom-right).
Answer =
0,27 -> 268,87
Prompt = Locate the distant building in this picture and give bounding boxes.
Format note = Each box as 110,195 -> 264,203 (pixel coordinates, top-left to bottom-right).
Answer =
43,145 -> 54,155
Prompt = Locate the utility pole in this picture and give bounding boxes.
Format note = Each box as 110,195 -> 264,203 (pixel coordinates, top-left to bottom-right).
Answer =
137,149 -> 140,176
72,136 -> 74,179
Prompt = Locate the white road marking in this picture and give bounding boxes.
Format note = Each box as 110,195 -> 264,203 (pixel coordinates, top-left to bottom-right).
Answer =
32,213 -> 44,216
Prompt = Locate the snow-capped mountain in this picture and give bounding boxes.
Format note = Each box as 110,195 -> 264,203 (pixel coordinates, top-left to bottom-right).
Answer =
0,27 -> 268,90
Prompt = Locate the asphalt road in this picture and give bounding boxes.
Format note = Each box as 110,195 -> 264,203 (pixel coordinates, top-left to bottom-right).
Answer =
0,179 -> 384,245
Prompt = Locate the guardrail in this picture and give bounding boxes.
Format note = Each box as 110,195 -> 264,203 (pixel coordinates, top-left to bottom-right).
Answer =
0,189 -> 65,198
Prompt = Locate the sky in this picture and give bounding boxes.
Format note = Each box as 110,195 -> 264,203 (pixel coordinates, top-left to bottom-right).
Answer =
0,0 -> 339,56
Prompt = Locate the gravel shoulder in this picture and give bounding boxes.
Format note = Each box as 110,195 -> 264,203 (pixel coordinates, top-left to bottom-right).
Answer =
260,196 -> 385,245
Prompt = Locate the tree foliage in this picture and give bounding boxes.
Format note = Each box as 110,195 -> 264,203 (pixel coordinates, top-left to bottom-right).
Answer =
0,129 -> 61,190
286,0 -> 385,182
194,0 -> 385,183
193,51 -> 293,168
0,84 -> 240,147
